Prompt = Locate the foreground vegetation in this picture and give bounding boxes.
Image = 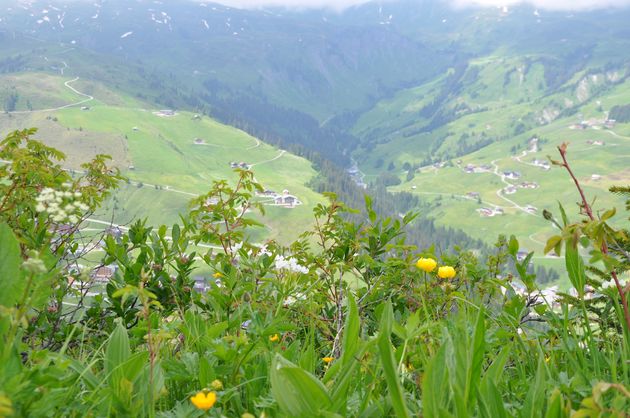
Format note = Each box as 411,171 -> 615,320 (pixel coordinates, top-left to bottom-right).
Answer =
0,129 -> 629,417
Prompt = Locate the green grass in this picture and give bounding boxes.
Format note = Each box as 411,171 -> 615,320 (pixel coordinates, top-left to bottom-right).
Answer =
0,73 -> 324,244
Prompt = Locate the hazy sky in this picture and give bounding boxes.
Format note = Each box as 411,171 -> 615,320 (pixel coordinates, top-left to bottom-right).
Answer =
211,0 -> 630,11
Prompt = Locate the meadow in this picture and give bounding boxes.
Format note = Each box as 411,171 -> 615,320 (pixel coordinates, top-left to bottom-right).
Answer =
0,73 -> 323,244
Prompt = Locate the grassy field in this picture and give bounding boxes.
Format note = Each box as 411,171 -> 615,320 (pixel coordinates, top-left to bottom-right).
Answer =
0,73 -> 324,244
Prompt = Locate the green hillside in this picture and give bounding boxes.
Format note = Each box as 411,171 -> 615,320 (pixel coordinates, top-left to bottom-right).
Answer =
0,73 -> 323,243
352,55 -> 630,284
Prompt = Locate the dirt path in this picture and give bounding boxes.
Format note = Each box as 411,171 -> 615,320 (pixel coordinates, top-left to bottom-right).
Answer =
9,77 -> 94,114
250,150 -> 286,167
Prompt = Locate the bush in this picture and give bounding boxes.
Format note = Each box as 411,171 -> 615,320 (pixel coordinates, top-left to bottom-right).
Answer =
0,130 -> 629,416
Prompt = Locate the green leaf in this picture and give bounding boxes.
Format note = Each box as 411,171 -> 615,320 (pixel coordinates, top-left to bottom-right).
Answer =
520,358 -> 547,418
0,223 -> 23,307
466,307 -> 486,408
378,302 -> 411,418
422,346 -> 449,417
508,235 -> 519,257
341,295 -> 359,365
544,236 -> 562,255
271,354 -> 332,417
105,321 -> 131,378
565,243 -> 586,297
600,208 -> 616,221
478,379 -> 508,418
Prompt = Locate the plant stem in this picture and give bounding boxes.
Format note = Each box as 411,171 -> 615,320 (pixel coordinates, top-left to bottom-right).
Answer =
557,144 -> 630,333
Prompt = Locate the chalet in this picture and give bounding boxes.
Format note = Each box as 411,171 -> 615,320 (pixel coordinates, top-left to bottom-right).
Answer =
274,195 -> 299,206
259,189 -> 276,197
532,159 -> 550,170
158,109 -> 176,117
478,208 -> 494,217
519,181 -> 539,189
464,164 -> 476,174
502,185 -> 518,195
91,265 -> 116,283
503,171 -> 521,180
193,138 -> 204,144
591,174 -> 602,181
81,106 -> 90,111
132,127 -> 139,131
525,205 -> 538,214
230,161 -> 250,169
466,192 -> 480,199
604,119 -> 616,129
479,164 -> 493,172
478,207 -> 504,217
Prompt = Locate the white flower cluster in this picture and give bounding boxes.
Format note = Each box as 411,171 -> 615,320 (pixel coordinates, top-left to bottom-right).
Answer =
284,292 -> 306,306
35,185 -> 88,224
275,255 -> 308,274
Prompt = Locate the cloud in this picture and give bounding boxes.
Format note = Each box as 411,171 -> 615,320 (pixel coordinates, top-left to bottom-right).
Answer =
205,0 -> 373,11
449,0 -> 630,11
209,0 -> 630,11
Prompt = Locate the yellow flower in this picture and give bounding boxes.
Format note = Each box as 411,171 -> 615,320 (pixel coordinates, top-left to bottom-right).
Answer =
190,391 -> 217,410
210,379 -> 223,391
323,356 -> 334,364
269,334 -> 280,342
213,272 -> 223,278
416,257 -> 437,273
437,266 -> 456,279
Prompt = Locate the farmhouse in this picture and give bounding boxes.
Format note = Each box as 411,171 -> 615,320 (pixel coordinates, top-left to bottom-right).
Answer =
155,109 -> 176,117
586,139 -> 605,146
532,159 -> 550,170
477,207 -> 504,217
503,170 -> 521,180
230,161 -> 251,169
519,181 -> 539,189
525,205 -> 538,214
91,265 -> 117,283
502,185 -> 518,195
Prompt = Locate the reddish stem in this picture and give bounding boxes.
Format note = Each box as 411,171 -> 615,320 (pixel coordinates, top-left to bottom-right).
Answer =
558,145 -> 630,333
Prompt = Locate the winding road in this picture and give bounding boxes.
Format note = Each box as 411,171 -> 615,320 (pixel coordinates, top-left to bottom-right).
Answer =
8,77 -> 94,114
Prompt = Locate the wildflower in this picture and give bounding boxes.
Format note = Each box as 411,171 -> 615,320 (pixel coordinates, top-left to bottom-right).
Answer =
437,266 -> 456,279
213,272 -> 224,279
190,391 -> 217,410
323,356 -> 334,364
275,255 -> 308,274
416,257 -> 437,272
269,334 -> 280,342
210,380 -> 223,391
